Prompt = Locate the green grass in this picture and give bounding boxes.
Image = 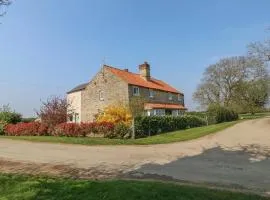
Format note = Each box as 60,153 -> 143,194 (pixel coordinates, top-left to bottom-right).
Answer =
0,173 -> 267,200
239,112 -> 270,120
0,121 -> 238,145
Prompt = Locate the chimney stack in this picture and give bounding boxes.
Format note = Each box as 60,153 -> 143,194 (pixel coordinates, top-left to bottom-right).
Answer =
139,61 -> 150,81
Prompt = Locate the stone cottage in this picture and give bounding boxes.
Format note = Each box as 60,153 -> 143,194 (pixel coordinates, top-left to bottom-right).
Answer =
67,62 -> 186,123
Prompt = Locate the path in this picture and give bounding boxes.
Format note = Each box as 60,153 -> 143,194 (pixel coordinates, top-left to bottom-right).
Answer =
0,118 -> 269,193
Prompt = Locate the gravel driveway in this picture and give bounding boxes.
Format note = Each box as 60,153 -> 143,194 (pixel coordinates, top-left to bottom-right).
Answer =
0,118 -> 269,192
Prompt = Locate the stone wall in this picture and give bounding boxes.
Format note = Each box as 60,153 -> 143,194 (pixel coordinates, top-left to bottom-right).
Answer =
128,85 -> 184,106
81,68 -> 129,122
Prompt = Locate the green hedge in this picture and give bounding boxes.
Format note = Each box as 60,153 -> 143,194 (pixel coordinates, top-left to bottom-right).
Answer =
135,115 -> 206,138
208,105 -> 239,123
185,111 -> 216,125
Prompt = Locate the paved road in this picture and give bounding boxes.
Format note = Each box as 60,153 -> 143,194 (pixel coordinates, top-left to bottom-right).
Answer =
132,146 -> 270,193
0,118 -> 269,193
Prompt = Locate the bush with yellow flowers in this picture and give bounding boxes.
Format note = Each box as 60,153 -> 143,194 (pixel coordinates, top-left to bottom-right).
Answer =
96,105 -> 132,126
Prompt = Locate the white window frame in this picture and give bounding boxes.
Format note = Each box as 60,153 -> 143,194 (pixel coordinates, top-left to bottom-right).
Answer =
133,86 -> 140,96
99,90 -> 104,101
149,89 -> 154,98
168,93 -> 173,101
154,109 -> 165,116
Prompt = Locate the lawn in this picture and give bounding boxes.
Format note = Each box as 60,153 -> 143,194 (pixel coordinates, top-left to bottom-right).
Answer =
0,121 -> 238,145
0,173 -> 267,200
239,112 -> 270,120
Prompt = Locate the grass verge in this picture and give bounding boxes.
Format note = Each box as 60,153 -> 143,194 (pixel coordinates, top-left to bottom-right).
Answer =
239,112 -> 270,120
0,121 -> 239,145
0,173 -> 267,200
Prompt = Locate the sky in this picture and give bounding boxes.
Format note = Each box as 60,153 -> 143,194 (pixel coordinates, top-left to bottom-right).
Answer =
0,0 -> 269,117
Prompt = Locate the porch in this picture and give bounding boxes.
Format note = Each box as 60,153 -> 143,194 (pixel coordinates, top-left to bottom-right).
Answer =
144,103 -> 187,116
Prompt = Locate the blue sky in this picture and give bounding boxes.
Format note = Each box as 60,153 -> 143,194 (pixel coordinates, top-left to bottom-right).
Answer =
0,0 -> 269,117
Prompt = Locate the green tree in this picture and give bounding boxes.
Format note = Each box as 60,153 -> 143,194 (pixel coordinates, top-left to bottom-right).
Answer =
0,104 -> 22,124
193,56 -> 269,112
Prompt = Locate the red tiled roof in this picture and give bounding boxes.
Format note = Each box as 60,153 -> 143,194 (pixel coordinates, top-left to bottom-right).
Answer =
105,66 -> 182,94
145,103 -> 187,110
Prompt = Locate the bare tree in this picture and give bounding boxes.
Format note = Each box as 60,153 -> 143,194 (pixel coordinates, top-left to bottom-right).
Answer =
0,0 -> 11,17
194,56 -> 248,107
248,30 -> 270,109
193,56 -> 269,112
248,27 -> 270,62
249,40 -> 270,62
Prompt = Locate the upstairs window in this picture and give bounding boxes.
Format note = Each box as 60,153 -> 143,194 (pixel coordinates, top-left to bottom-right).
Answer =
168,93 -> 173,101
149,89 -> 154,98
133,86 -> 140,96
178,94 -> 184,104
99,90 -> 104,101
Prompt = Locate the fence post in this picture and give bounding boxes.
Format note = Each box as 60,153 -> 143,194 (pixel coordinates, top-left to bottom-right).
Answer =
132,118 -> 135,139
148,119 -> 151,137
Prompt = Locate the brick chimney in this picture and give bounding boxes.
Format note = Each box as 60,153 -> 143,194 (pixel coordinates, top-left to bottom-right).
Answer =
139,62 -> 150,81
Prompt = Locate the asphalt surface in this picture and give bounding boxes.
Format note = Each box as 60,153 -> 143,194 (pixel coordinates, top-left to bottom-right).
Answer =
132,145 -> 270,193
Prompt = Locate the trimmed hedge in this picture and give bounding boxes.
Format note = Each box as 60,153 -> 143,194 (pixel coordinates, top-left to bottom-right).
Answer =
5,122 -> 49,136
4,122 -> 116,138
135,115 -> 207,138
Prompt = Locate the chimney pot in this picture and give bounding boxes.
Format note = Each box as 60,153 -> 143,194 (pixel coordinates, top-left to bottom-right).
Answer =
124,69 -> 129,72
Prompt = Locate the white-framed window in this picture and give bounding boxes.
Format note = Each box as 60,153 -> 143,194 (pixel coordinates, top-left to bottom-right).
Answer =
99,90 -> 104,101
168,93 -> 173,100
133,86 -> 140,96
172,110 -> 179,116
147,110 -> 155,116
149,89 -> 154,98
154,109 -> 165,116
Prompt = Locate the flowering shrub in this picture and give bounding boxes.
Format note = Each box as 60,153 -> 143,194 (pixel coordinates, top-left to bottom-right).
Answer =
4,122 -> 49,136
36,96 -> 70,127
96,105 -> 132,126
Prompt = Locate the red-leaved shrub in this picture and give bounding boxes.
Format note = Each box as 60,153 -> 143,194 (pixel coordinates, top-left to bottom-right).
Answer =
4,121 -> 116,138
4,122 -> 49,136
53,122 -> 115,137
92,122 -> 115,138
53,123 -> 83,137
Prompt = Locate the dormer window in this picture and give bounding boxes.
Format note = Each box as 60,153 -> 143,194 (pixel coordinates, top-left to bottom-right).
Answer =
168,93 -> 173,101
133,86 -> 140,96
149,89 -> 154,98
